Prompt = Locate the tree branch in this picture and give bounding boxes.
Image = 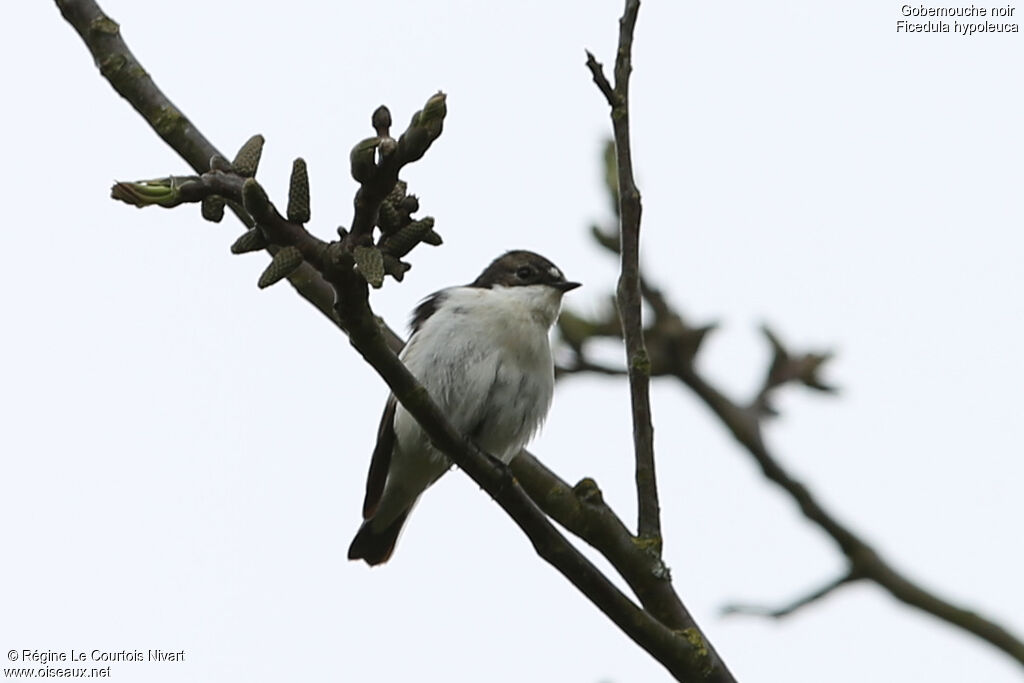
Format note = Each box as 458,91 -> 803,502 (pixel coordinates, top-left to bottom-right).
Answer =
721,570 -> 860,619
108,126 -> 727,683
57,1 -> 738,679
587,0 -> 662,549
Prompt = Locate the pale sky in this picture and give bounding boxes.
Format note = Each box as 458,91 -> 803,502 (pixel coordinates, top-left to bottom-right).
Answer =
3,2 -> 1022,682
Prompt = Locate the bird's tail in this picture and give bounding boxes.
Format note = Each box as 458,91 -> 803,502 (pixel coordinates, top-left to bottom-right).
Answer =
347,510 -> 412,566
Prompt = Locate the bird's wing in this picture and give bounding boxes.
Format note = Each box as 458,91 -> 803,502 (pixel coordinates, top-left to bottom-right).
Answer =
361,395 -> 397,519
410,289 -> 447,334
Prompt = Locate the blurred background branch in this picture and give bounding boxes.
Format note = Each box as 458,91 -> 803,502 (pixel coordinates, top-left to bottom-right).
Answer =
555,140 -> 1024,667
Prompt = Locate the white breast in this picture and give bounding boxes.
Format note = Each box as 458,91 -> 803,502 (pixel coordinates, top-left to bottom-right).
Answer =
395,285 -> 561,463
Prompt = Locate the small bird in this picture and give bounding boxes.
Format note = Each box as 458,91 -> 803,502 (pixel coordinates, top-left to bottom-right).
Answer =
348,250 -> 580,565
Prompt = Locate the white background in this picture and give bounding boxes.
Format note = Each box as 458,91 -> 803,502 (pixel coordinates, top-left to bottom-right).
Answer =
3,2 -> 1022,681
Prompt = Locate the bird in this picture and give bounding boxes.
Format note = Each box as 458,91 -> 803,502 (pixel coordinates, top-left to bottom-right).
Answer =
348,250 -> 580,565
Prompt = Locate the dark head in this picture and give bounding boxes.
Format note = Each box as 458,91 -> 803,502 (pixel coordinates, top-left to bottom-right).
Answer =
470,250 -> 581,292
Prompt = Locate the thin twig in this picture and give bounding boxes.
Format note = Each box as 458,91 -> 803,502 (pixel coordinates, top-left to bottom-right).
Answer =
555,358 -> 628,378
722,571 -> 860,619
588,0 -> 662,546
584,51 -> 616,106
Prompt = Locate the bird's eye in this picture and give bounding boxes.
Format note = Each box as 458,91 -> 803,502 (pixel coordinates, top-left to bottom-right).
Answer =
515,266 -> 534,280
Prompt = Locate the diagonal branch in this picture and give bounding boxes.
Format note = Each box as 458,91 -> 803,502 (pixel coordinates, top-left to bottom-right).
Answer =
333,276 -> 719,683
586,0 -> 662,548
673,363 -> 1024,665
